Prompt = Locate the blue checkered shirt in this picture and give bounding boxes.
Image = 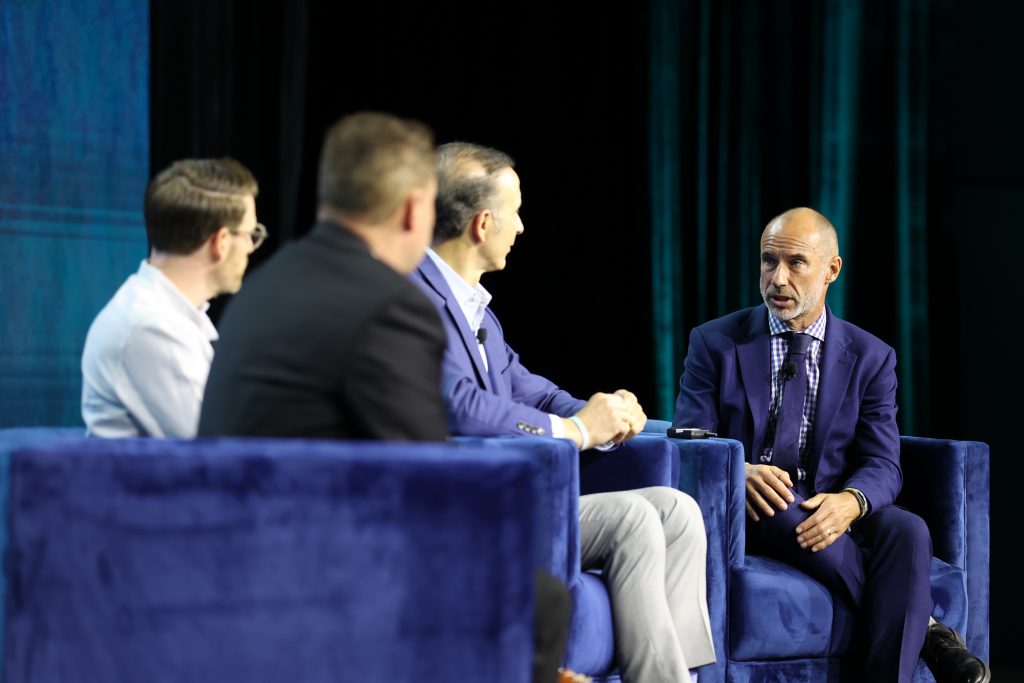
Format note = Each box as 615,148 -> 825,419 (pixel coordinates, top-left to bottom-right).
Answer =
760,308 -> 827,481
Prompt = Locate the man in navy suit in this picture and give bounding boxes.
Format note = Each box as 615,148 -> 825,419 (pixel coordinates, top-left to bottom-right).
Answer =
674,207 -> 988,683
413,142 -> 716,683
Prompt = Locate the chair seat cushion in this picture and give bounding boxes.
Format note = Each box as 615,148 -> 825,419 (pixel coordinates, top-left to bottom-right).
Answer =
730,555 -> 966,661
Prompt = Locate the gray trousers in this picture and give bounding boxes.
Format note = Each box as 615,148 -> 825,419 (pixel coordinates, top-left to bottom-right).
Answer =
579,486 -> 715,683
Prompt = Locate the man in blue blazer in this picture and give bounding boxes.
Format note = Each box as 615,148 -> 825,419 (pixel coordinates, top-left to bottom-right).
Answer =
674,207 -> 988,683
413,142 -> 716,683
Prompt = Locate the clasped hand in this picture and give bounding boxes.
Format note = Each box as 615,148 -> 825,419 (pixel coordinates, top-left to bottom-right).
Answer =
573,389 -> 647,446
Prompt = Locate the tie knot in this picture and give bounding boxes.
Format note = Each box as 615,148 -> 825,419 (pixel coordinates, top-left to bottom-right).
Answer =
786,332 -> 813,358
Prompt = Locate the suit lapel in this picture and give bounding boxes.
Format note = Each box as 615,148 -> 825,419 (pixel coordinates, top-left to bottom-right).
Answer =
808,307 -> 855,487
416,258 -> 493,392
481,319 -> 510,397
736,307 -> 772,461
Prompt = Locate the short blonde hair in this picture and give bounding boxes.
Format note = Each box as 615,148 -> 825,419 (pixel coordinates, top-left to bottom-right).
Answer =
317,112 -> 435,223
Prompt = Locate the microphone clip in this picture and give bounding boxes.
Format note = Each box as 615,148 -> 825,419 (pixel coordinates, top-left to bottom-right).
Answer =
779,361 -> 798,381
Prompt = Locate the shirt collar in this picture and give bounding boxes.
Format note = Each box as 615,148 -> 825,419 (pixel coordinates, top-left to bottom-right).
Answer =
426,248 -> 491,331
137,260 -> 218,341
767,305 -> 827,342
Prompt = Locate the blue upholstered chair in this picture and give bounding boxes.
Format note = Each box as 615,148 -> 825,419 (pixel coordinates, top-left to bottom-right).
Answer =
644,420 -> 990,683
0,431 -> 542,683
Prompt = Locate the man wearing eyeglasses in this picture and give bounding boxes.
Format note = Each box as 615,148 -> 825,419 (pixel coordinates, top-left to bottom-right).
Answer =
81,157 -> 262,438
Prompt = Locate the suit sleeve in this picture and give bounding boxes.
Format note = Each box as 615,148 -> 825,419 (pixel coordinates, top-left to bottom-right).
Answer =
673,326 -> 721,431
342,287 -> 449,442
840,347 -> 902,511
444,332 -> 584,438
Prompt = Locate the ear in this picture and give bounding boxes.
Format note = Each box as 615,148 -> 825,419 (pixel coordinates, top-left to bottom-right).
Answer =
401,186 -> 432,234
209,226 -> 232,263
468,210 -> 490,245
824,255 -> 842,283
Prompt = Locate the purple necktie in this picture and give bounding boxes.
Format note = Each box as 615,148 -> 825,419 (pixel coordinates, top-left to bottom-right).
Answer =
772,332 -> 813,478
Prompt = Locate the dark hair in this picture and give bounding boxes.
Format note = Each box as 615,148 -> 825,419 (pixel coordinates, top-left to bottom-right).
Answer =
144,158 -> 258,255
433,142 -> 515,244
318,112 -> 435,222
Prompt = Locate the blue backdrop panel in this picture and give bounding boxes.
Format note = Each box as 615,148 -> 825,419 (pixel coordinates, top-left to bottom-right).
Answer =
0,0 -> 149,427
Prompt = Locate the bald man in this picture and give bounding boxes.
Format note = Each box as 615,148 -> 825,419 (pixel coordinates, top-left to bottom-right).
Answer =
674,208 -> 988,683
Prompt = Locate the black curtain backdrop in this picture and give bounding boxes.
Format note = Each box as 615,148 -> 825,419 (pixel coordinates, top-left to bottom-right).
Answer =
152,0 -> 1022,670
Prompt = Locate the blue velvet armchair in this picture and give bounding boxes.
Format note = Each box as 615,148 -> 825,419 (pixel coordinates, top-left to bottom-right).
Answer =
644,420 -> 990,683
0,431 -> 542,683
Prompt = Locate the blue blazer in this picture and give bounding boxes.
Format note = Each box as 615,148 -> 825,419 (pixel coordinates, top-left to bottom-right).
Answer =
412,256 -> 585,437
673,305 -> 902,510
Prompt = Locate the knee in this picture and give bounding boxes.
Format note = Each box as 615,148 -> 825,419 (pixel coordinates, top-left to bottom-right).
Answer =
652,487 -> 706,543
875,508 -> 933,560
612,492 -> 664,545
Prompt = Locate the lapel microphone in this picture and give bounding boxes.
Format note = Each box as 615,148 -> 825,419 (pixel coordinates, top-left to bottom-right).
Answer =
779,361 -> 798,381
476,327 -> 487,344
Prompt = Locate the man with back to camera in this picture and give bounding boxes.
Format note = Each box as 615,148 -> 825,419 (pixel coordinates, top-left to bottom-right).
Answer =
412,142 -> 716,683
198,113 -> 572,683
81,157 -> 262,438
198,112 -> 446,440
673,207 -> 989,683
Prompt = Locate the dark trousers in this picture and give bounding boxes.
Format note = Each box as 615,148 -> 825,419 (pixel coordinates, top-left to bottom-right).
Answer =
534,570 -> 571,683
748,489 -> 933,683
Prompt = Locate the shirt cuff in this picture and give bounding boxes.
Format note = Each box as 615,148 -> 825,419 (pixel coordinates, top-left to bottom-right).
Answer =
549,414 -> 565,439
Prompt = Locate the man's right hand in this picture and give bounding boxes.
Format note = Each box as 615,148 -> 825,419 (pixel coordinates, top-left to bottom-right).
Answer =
565,392 -> 633,449
744,463 -> 795,521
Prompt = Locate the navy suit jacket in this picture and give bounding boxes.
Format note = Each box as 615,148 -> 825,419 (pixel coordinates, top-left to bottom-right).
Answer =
673,305 -> 902,510
412,255 -> 584,437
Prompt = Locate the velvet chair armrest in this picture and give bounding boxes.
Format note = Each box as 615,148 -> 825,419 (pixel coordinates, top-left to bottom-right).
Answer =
0,426 -> 86,671
896,436 -> 990,661
579,434 -> 678,494
644,420 -> 745,683
453,436 -> 580,587
6,436 -> 539,683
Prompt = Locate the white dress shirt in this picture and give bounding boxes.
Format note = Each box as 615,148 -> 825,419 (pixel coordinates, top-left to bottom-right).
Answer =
81,260 -> 218,438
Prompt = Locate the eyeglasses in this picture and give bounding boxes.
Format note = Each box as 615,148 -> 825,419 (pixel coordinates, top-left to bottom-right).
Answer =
232,222 -> 268,250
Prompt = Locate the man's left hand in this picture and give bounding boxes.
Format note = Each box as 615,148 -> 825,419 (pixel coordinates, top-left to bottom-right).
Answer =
794,491 -> 861,552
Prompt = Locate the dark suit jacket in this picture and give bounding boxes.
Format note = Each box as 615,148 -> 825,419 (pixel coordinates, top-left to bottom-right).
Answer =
411,255 -> 584,437
199,222 -> 448,441
673,305 -> 901,510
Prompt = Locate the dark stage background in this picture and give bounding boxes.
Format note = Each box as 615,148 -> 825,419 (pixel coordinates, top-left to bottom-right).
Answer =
0,0 -> 1005,672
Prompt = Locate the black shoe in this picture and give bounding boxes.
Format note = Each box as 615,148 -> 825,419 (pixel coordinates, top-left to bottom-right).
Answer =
921,620 -> 991,683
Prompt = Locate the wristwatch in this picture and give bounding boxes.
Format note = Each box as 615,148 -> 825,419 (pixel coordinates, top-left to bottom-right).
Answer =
843,487 -> 869,520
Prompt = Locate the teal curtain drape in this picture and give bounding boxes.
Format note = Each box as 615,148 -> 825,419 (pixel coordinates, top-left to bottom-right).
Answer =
0,0 -> 149,427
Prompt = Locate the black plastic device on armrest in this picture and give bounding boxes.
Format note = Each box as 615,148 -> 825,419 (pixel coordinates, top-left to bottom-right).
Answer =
666,427 -> 717,439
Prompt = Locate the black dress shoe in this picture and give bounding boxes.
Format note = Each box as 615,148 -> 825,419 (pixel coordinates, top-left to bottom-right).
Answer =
921,620 -> 991,683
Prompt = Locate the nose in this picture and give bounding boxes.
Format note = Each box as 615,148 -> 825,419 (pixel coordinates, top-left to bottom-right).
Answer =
771,263 -> 788,287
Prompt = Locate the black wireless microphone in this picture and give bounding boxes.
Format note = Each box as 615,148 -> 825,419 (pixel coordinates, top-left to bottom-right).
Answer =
476,327 -> 488,343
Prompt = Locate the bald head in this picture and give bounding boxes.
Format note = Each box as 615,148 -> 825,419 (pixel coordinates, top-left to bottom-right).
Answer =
763,207 -> 839,258
759,207 -> 843,330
